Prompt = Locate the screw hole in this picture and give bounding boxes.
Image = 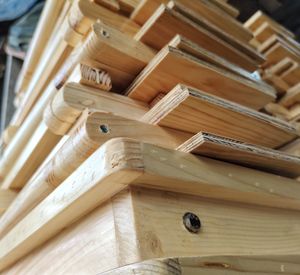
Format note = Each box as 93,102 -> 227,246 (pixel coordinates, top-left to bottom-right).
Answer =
101,29 -> 110,38
99,124 -> 109,133
183,212 -> 201,233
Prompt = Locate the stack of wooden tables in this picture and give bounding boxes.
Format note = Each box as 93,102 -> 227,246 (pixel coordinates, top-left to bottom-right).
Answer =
0,1 -> 300,273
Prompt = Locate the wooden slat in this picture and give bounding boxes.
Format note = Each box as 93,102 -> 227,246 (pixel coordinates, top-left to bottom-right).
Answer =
175,0 -> 250,44
55,22 -> 155,92
1,121 -> 61,190
244,10 -> 294,38
267,57 -> 296,77
281,138 -> 300,157
15,0 -> 66,96
260,36 -> 300,68
5,195 -> 300,275
0,83 -> 150,239
253,21 -> 288,44
0,84 -> 58,181
279,83 -> 300,108
131,0 -> 168,25
134,4 -> 258,71
103,256 -> 300,274
178,132 -> 300,177
0,190 -> 17,216
141,84 -> 297,148
77,0 -> 140,35
2,139 -> 300,272
126,39 -> 275,109
281,64 -> 300,86
169,35 -> 267,85
94,0 -> 120,12
132,0 -> 247,43
167,1 -> 261,64
262,72 -> 290,95
209,0 -> 239,18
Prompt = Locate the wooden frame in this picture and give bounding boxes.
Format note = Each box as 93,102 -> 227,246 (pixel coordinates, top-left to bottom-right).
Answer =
2,138 -> 300,272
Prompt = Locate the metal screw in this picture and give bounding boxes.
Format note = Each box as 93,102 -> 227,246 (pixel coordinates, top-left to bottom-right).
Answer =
183,212 -> 201,233
99,124 -> 109,133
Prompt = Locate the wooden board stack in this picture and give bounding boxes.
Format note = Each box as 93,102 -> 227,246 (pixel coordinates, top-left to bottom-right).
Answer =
245,10 -> 300,157
0,1 -> 300,273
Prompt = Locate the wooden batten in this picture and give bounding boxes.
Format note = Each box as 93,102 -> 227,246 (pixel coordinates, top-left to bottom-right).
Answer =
167,1 -> 260,62
169,35 -> 268,85
267,57 -> 297,77
2,139 -> 300,272
244,10 -> 294,38
141,84 -> 297,148
134,4 -> 258,71
4,186 -> 300,274
55,22 -> 155,92
0,84 -> 58,181
262,72 -> 290,95
177,132 -> 300,178
15,0 -> 66,96
260,36 -> 300,68
209,0 -> 240,18
131,0 -> 168,25
253,21 -> 289,44
0,190 -> 17,217
126,39 -> 275,109
0,83 -> 150,238
279,83 -> 300,108
281,65 -> 300,86
93,0 -> 120,12
76,0 -> 140,35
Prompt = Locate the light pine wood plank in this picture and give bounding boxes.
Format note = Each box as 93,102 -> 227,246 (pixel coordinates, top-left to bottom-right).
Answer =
260,36 -> 300,68
141,84 -> 297,148
279,83 -> 300,108
94,0 -> 120,12
126,41 -> 275,109
131,0 -> 168,25
0,82 -> 150,239
134,4 -> 258,71
267,57 -> 296,77
168,35 -> 257,82
244,10 -> 294,38
281,65 -> 300,86
55,22 -> 155,92
209,0 -> 239,18
15,0 -> 66,96
167,1 -> 257,59
0,84 -> 58,181
254,21 -> 283,44
177,132 -> 300,177
4,188 -> 300,274
1,121 -> 61,190
2,139 -> 300,272
0,190 -> 17,216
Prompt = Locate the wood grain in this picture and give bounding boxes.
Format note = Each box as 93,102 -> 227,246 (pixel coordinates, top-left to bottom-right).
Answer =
0,190 -> 17,217
4,184 -> 300,274
178,132 -> 300,177
127,40 -> 275,109
134,4 -> 258,71
244,10 -> 294,38
141,84 -> 297,148
55,22 -> 155,92
279,83 -> 300,108
2,139 -> 300,272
